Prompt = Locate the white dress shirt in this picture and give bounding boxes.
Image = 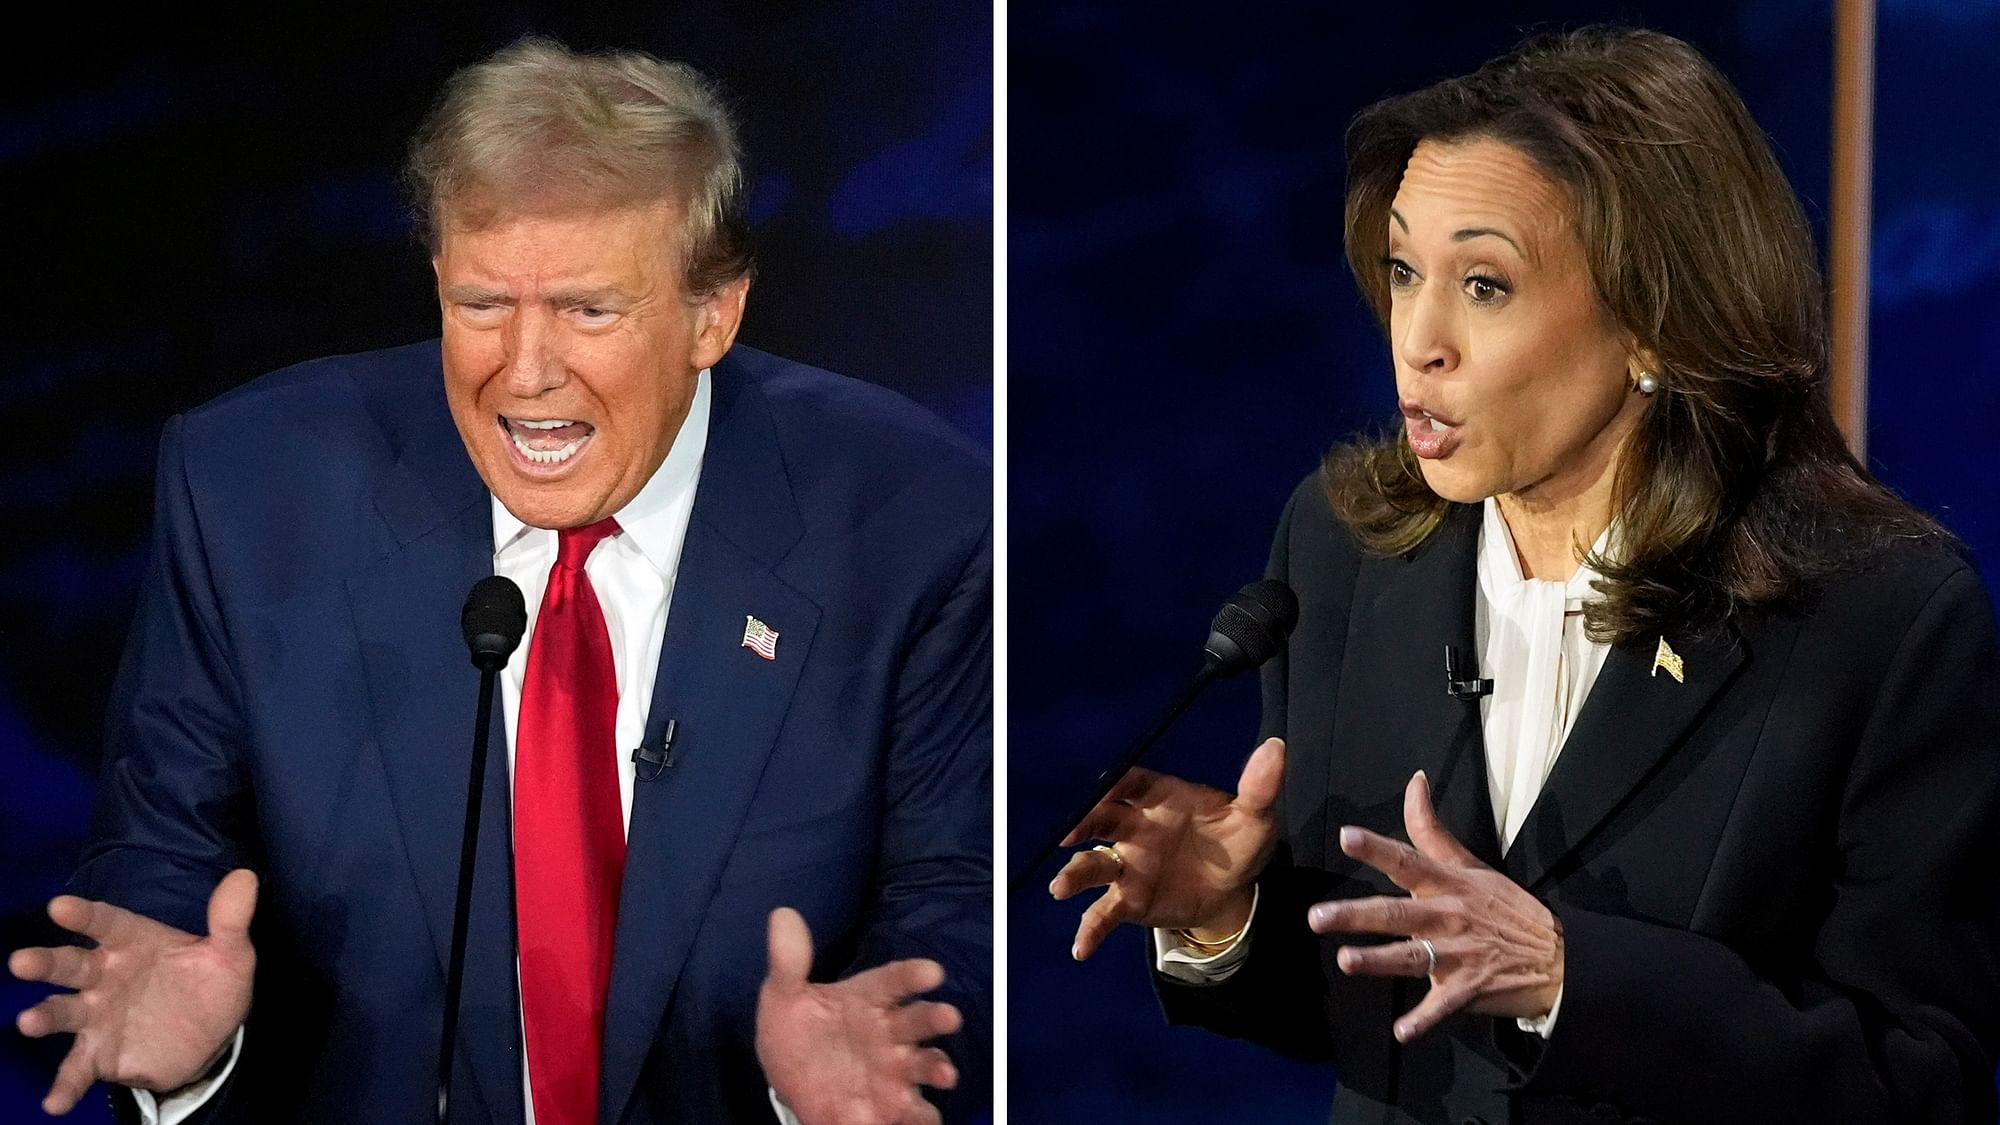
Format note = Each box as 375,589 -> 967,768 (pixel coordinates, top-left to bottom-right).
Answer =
145,373 -> 791,1123
1155,498 -> 1617,1040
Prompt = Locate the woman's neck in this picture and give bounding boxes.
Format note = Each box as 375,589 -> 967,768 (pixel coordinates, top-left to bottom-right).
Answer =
1494,434 -> 1626,582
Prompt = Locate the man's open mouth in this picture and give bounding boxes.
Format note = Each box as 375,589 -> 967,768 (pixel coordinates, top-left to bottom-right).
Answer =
500,416 -> 596,466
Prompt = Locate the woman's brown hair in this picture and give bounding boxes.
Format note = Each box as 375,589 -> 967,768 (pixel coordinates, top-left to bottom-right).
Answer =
1329,25 -> 1943,641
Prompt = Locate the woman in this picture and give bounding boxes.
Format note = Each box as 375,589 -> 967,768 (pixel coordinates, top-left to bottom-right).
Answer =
1050,26 -> 2000,1125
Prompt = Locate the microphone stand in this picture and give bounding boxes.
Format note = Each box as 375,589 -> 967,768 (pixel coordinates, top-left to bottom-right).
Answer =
437,667 -> 498,1125
1008,658 -> 1219,896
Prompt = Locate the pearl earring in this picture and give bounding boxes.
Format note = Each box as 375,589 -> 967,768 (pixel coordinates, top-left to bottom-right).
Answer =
1634,371 -> 1659,396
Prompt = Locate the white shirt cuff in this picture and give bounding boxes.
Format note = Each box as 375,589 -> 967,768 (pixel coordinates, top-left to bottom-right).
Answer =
1514,980 -> 1564,1039
1151,885 -> 1260,985
769,1085 -> 802,1124
131,1024 -> 244,1125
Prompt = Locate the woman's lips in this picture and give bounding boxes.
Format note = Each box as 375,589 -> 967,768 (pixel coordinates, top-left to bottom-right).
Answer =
1405,412 -> 1463,459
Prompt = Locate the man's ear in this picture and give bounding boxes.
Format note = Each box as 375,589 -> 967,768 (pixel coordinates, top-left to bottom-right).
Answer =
691,276 -> 751,369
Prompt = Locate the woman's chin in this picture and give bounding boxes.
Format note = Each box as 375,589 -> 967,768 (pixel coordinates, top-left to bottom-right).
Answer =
1414,460 -> 1494,505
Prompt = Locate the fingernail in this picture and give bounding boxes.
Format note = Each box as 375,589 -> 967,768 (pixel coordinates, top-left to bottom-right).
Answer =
1339,826 -> 1361,848
1335,946 -> 1355,972
1308,902 -> 1337,929
1413,769 -> 1427,785
1070,943 -> 1081,961
1394,1022 -> 1412,1042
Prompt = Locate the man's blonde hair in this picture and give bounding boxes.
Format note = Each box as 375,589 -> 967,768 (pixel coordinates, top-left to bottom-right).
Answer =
404,36 -> 753,297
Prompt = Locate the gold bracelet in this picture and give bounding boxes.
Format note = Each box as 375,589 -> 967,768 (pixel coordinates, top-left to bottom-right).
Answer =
1172,920 -> 1248,951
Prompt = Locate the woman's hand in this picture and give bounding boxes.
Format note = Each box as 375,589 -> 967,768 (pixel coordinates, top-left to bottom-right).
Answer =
1309,771 -> 1563,1042
1049,737 -> 1286,960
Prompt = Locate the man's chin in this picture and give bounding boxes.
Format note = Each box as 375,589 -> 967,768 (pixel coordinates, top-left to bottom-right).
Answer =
490,482 -> 614,531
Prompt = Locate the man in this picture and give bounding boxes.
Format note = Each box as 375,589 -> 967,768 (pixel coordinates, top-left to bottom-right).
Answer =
8,38 -> 990,1125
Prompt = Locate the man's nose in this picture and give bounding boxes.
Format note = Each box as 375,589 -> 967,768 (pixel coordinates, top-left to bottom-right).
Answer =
502,309 -> 568,396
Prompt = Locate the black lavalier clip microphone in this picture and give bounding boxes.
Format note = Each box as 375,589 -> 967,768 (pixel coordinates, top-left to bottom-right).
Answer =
1445,645 -> 1493,699
632,717 -> 679,782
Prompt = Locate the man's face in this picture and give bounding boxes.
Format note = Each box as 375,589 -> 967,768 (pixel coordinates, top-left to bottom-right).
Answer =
433,201 -> 747,529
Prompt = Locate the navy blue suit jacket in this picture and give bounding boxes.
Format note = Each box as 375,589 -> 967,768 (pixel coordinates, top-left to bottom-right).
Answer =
74,341 -> 992,1123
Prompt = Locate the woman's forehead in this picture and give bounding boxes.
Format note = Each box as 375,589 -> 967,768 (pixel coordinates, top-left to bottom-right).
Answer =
1389,138 -> 1572,261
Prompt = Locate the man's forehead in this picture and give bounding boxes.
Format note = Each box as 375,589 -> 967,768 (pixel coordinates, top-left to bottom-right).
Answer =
434,206 -> 678,283
1389,138 -> 1569,250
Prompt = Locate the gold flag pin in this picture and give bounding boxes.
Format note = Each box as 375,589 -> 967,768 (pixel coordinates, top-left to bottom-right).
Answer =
1651,636 -> 1685,683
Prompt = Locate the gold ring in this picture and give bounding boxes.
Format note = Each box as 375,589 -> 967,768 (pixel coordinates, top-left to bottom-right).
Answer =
1091,843 -> 1124,871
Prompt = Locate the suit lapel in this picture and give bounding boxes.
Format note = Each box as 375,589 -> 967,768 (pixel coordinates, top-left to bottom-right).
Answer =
1502,621 -> 1748,889
1331,504 -> 1505,869
599,361 -> 822,1124
347,418 -> 526,1123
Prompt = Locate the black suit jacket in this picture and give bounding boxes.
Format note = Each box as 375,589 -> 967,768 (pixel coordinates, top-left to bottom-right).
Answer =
1158,473 -> 2000,1125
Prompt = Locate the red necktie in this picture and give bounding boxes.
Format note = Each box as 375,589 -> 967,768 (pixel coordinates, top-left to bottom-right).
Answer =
515,518 -> 625,1125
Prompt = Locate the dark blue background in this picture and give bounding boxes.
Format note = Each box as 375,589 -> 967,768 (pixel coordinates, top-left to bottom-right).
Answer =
0,4 -> 990,1121
1008,1 -> 1998,1120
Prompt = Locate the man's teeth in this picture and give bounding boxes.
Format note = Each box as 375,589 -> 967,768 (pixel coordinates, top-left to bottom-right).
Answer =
513,418 -> 576,430
510,429 -> 588,464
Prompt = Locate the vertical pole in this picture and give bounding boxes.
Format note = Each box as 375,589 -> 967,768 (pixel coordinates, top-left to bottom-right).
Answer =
1830,0 -> 1876,458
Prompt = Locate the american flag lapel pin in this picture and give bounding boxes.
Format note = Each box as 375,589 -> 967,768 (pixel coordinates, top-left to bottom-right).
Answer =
742,615 -> 780,660
1651,635 -> 1685,683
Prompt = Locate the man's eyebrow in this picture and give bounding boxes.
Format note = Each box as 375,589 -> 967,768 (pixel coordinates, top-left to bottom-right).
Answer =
441,283 -> 511,304
544,286 -> 630,308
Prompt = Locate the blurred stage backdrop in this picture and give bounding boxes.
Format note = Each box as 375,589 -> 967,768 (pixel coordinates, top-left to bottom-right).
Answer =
0,5 -> 990,1120
1009,0 -> 1999,1120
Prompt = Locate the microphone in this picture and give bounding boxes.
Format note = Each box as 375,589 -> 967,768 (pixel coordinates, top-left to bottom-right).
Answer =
1444,645 -> 1493,699
439,576 -> 526,1125
632,717 -> 679,782
462,576 -> 527,672
1009,579 -> 1299,895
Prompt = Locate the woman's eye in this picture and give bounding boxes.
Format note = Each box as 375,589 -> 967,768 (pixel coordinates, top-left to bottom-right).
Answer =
1465,276 -> 1508,304
1386,259 -> 1416,287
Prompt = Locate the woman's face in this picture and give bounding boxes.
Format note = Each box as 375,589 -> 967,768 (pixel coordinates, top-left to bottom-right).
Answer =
1385,137 -> 1647,507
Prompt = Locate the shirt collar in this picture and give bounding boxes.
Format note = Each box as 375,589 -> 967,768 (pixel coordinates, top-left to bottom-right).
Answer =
490,368 -> 711,575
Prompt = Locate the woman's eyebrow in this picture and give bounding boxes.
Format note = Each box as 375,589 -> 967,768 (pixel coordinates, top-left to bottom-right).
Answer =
1452,227 -> 1526,257
1389,209 -> 1528,259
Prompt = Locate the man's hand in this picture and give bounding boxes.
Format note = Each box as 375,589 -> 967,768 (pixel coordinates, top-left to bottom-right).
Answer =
1309,771 -> 1564,1041
1049,737 -> 1286,960
755,907 -> 960,1125
10,869 -> 258,1115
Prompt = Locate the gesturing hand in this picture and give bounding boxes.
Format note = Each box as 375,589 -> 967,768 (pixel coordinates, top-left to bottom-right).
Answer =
1049,737 -> 1286,961
10,869 -> 258,1115
1309,771 -> 1563,1042
755,907 -> 961,1125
